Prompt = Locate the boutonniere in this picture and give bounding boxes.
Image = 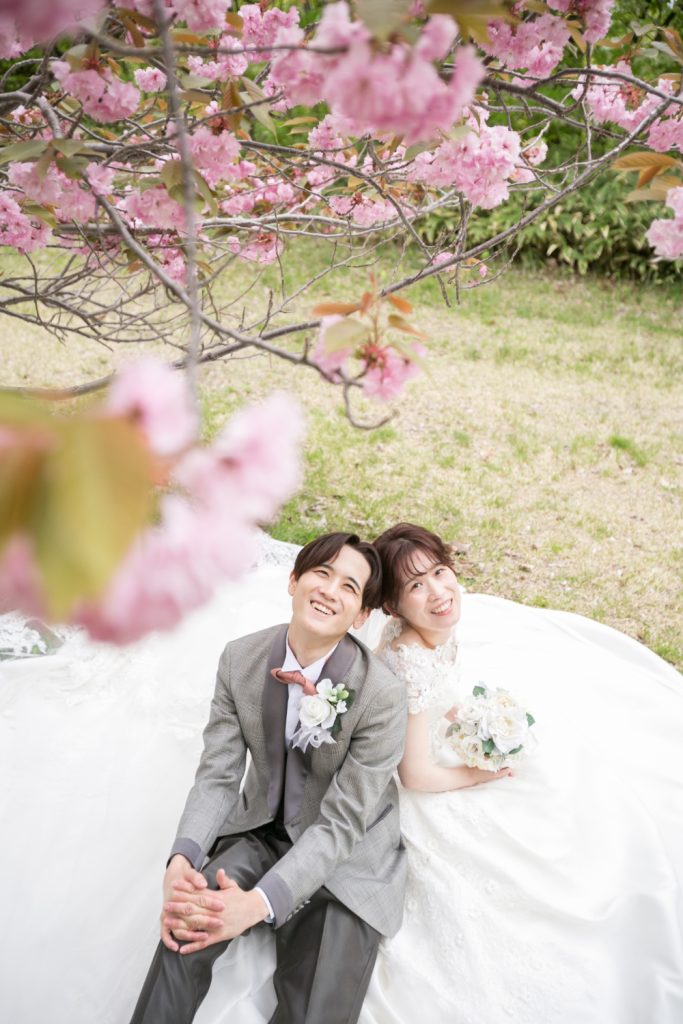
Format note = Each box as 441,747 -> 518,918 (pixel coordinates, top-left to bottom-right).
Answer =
291,678 -> 355,752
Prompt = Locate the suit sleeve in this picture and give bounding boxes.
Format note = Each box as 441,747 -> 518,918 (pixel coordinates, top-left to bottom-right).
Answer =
169,642 -> 247,869
257,667 -> 407,925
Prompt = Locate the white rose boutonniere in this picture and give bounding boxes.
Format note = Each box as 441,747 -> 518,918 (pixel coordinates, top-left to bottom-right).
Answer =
291,678 -> 355,752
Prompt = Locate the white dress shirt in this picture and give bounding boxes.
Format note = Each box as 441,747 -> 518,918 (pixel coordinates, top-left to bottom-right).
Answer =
255,632 -> 339,921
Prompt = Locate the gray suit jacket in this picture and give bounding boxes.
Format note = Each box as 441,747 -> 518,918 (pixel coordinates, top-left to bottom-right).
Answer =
170,623 -> 408,937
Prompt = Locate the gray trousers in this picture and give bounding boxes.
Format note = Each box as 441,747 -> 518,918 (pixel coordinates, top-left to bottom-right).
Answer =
130,825 -> 381,1024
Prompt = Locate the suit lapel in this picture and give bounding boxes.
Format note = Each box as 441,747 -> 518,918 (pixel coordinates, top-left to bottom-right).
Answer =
263,624 -> 289,816
284,633 -> 359,823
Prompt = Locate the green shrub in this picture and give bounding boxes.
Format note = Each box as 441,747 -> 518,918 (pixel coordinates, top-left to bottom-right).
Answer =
419,175 -> 683,283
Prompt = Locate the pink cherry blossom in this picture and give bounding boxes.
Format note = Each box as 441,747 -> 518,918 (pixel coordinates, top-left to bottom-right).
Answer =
187,48 -> 248,80
548,0 -> 615,44
415,15 -> 457,63
413,120 -> 522,209
361,343 -> 423,402
232,232 -> 284,264
0,534 -> 44,617
134,67 -> 167,92
239,2 -> 300,60
0,192 -> 52,252
177,392 -> 304,521
188,125 -> 240,187
170,0 -> 232,34
120,186 -> 186,230
575,63 -> 673,133
86,162 -> 117,196
75,495 -> 259,643
52,61 -> 139,123
482,14 -> 570,80
647,117 -> 683,155
645,187 -> 683,260
104,358 -> 199,456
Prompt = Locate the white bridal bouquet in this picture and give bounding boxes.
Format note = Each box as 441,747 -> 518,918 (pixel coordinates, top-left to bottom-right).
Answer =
446,684 -> 536,771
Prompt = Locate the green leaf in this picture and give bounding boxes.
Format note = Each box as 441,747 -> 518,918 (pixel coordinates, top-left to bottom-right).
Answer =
160,159 -> 184,190
507,744 -> 523,755
481,738 -> 495,755
473,684 -> 487,697
51,139 -> 90,158
193,169 -> 218,217
321,317 -> 370,353
0,140 -> 49,166
526,713 -> 535,727
240,77 -> 277,137
55,155 -> 89,180
426,0 -> 510,43
31,417 -> 154,617
356,0 -> 412,41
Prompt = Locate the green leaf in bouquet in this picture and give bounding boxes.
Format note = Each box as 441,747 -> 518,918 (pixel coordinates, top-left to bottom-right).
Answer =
526,712 -> 535,727
473,684 -> 487,697
481,738 -> 495,755
507,744 -> 523,755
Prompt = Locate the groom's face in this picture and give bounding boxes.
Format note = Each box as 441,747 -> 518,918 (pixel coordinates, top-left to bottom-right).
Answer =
288,544 -> 371,643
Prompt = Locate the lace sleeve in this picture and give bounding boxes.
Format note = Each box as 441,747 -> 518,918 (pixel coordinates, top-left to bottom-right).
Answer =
376,618 -> 459,715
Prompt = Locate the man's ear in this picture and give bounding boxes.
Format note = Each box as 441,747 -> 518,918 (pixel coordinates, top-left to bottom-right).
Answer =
288,571 -> 297,597
352,607 -> 371,630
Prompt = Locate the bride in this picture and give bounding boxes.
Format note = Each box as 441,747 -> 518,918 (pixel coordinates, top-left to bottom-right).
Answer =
1,527 -> 682,1023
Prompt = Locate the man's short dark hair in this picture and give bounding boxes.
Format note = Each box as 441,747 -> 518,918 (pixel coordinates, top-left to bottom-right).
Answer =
292,532 -> 383,609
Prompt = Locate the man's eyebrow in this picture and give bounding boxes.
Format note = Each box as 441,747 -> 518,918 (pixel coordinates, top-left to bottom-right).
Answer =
320,562 -> 360,591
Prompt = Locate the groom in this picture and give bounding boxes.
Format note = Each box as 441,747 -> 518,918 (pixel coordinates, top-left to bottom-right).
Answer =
130,532 -> 408,1024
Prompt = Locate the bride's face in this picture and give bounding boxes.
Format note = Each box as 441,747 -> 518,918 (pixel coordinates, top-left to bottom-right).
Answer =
395,548 -> 460,633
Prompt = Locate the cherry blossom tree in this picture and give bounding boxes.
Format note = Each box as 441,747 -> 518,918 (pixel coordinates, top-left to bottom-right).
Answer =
0,0 -> 681,639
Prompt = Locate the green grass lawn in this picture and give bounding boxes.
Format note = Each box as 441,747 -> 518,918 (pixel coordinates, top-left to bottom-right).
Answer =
3,246 -> 682,668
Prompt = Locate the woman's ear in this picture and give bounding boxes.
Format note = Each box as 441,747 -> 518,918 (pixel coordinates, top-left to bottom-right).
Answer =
383,603 -> 399,618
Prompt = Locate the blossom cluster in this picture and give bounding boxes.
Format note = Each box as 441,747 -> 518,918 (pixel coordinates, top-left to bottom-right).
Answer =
269,7 -> 485,145
412,112 -> 525,210
645,187 -> 683,260
482,14 -> 570,81
445,684 -> 536,771
314,316 -> 424,402
0,360 -> 304,643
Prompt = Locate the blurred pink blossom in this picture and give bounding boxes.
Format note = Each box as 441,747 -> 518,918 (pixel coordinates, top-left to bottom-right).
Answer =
104,358 -> 199,456
361,344 -> 424,402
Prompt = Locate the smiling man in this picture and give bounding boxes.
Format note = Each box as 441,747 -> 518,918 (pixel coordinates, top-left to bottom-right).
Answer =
130,532 -> 408,1024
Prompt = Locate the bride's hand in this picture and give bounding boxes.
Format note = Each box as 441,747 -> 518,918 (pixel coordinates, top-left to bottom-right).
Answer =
456,766 -> 512,788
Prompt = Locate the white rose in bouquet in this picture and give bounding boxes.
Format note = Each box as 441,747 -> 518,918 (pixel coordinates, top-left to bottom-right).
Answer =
478,702 -> 529,754
446,683 -> 536,770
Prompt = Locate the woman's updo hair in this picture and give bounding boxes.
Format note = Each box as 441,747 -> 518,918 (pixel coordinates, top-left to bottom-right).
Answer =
373,523 -> 456,614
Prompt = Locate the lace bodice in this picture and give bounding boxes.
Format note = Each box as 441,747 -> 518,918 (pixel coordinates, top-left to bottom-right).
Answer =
377,617 -> 461,714
377,618 -> 463,768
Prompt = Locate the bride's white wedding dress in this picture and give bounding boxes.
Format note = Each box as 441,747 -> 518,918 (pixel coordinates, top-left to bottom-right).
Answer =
1,537 -> 682,1024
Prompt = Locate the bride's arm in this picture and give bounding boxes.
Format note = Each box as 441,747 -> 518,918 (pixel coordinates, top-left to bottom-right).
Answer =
399,711 -> 509,792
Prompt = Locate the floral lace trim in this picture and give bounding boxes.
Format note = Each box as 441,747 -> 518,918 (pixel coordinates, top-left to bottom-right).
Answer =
377,617 -> 459,714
